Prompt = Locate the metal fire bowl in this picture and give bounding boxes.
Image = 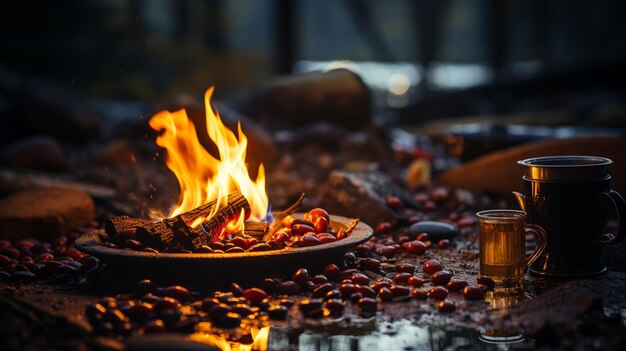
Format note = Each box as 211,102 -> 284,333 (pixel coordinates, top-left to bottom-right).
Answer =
75,214 -> 372,285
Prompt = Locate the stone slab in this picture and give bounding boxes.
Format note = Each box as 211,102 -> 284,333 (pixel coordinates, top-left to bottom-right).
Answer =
0,189 -> 94,240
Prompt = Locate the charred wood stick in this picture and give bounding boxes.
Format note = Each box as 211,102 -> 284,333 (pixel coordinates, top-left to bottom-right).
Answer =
244,221 -> 269,238
166,218 -> 204,250
273,193 -> 306,219
135,220 -> 175,249
265,193 -> 306,241
104,216 -> 152,237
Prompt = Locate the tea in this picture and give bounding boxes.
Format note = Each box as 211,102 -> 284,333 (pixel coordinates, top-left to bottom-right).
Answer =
477,210 -> 546,285
479,220 -> 525,282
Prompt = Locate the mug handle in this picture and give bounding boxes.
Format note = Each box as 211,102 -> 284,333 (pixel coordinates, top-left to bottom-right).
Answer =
597,190 -> 626,245
524,224 -> 547,269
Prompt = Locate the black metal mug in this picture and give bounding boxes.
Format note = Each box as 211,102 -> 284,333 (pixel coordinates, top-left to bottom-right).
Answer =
513,156 -> 626,277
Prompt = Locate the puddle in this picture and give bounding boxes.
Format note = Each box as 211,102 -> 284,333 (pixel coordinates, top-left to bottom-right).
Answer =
267,315 -> 533,350
603,305 -> 626,325
185,286 -> 540,350
273,288 -> 536,351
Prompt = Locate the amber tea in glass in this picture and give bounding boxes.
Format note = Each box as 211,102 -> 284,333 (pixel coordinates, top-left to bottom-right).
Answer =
477,210 -> 546,284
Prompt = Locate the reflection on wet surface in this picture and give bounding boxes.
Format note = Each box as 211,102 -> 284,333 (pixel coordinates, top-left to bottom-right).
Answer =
182,287 -> 539,350
603,305 -> 626,325
480,288 -> 529,344
267,315 -> 533,350
262,287 -> 535,350
176,270 -> 626,350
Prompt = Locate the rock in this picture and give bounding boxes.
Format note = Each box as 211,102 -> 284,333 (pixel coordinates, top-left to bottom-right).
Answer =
498,271 -> 626,345
0,189 -> 94,240
125,334 -> 221,351
318,171 -> 417,227
0,170 -> 116,200
408,221 -> 458,241
0,136 -> 67,171
93,139 -> 136,166
275,122 -> 348,150
338,130 -> 390,164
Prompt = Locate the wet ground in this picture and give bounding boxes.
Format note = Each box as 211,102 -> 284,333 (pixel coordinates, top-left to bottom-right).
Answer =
2,119 -> 626,350
3,236 -> 626,350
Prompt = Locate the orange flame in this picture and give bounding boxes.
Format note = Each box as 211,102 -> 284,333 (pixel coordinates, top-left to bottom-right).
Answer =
190,326 -> 270,351
149,87 -> 268,233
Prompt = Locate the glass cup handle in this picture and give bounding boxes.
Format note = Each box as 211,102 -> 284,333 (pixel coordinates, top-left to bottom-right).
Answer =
597,190 -> 626,245
524,224 -> 547,269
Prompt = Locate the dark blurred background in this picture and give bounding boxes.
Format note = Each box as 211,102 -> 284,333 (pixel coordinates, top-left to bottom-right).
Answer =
2,1 -> 625,100
1,0 -> 626,225
1,0 -> 626,154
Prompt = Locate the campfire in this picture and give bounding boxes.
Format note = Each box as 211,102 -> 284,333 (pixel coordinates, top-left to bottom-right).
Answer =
70,87 -> 371,350
93,87 -> 363,256
148,87 -> 268,234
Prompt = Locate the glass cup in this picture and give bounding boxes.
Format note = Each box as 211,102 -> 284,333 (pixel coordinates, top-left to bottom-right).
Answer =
477,210 -> 546,286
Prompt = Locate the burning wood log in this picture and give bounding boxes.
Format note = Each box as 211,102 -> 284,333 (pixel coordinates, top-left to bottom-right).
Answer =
135,221 -> 176,249
104,216 -> 152,237
136,191 -> 250,250
244,221 -> 269,238
172,192 -> 250,250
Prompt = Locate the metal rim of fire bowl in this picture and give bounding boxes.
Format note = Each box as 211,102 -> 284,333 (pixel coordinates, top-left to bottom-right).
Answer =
75,214 -> 373,272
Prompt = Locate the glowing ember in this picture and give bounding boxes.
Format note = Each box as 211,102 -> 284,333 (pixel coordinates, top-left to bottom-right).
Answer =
149,87 -> 268,234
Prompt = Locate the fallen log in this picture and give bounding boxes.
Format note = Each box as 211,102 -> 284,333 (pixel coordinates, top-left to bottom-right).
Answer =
436,136 -> 626,199
225,69 -> 371,129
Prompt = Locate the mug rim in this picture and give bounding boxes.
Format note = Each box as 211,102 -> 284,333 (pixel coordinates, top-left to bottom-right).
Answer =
476,209 -> 527,222
518,155 -> 612,182
517,155 -> 612,168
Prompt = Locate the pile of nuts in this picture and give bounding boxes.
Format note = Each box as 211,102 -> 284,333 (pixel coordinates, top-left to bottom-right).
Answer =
109,207 -> 351,254
85,230 -> 493,337
84,190 -> 495,337
1,186 -> 496,340
270,208 -> 349,248
0,222 -> 101,283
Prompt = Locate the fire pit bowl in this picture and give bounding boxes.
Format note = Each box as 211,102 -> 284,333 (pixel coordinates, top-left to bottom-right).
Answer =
75,214 -> 372,285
